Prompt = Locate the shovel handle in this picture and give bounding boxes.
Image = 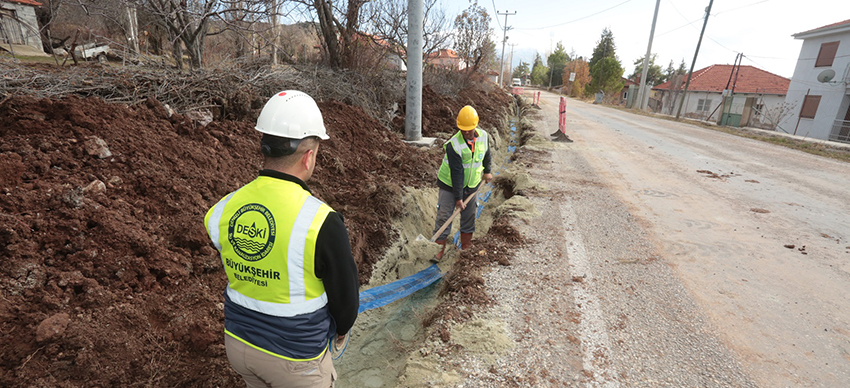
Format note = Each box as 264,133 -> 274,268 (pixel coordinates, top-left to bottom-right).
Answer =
429,185 -> 483,242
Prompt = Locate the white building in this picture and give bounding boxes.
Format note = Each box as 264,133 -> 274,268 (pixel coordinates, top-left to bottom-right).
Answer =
779,19 -> 850,143
653,64 -> 790,129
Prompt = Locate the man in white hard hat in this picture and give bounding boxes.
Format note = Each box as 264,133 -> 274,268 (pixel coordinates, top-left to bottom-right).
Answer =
432,105 -> 493,260
204,90 -> 359,387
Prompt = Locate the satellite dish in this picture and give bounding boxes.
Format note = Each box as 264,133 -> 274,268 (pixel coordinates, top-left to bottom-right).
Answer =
817,69 -> 836,83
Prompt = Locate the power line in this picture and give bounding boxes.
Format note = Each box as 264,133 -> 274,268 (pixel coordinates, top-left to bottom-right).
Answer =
657,18 -> 702,37
660,0 -> 772,40
740,54 -> 767,72
745,54 -> 796,60
705,35 -> 738,54
713,0 -> 770,16
491,0 -> 502,30
515,0 -> 634,30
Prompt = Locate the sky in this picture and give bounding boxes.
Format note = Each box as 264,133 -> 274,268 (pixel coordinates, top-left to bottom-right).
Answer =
439,0 -> 849,79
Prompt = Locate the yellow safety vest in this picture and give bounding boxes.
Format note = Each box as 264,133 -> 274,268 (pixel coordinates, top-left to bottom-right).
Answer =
205,176 -> 331,318
437,129 -> 489,189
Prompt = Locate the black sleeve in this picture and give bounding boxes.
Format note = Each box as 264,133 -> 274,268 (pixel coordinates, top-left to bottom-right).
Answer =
483,146 -> 492,174
446,145 -> 464,201
314,211 -> 359,335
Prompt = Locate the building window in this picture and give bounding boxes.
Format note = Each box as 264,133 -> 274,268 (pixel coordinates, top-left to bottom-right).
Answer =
753,103 -> 764,116
815,41 -> 839,67
799,95 -> 822,119
697,99 -> 712,111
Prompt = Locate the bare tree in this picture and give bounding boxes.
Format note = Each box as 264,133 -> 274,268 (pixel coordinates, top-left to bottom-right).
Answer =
664,73 -> 685,115
292,0 -> 367,68
142,0 -> 223,69
756,101 -> 797,132
452,1 -> 492,72
363,0 -> 451,66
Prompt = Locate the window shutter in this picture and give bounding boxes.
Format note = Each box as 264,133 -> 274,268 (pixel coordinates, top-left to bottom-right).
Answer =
799,95 -> 821,119
815,42 -> 839,67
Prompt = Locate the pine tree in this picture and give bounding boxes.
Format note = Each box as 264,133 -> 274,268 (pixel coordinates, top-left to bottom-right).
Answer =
546,42 -> 570,87
586,28 -> 624,98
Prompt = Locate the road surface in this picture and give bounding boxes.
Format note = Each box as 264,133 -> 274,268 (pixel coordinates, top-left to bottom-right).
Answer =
521,90 -> 850,387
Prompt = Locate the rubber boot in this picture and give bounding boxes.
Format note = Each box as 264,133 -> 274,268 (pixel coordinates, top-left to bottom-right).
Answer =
434,240 -> 447,261
460,233 -> 473,250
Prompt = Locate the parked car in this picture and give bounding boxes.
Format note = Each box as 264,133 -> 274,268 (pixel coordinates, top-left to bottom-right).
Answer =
74,43 -> 111,63
53,42 -> 111,63
511,78 -> 522,87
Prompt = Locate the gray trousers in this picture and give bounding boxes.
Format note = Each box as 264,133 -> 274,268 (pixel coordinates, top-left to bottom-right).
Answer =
433,187 -> 478,242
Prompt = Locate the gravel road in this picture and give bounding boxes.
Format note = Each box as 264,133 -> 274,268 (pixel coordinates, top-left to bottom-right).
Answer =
450,90 -> 850,387
341,90 -> 849,387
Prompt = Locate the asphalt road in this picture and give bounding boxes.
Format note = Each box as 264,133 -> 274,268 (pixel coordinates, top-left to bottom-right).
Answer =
530,89 -> 850,387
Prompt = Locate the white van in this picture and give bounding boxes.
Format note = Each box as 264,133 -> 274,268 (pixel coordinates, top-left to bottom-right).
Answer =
511,78 -> 522,87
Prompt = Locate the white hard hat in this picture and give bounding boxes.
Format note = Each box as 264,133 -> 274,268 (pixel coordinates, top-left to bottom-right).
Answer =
255,90 -> 329,140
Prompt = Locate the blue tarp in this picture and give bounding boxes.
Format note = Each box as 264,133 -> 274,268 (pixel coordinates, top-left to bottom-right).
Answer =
358,264 -> 443,313
357,121 -> 520,314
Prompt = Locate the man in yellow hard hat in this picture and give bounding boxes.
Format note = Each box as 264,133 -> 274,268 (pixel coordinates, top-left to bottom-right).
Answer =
433,105 -> 493,260
204,90 -> 359,387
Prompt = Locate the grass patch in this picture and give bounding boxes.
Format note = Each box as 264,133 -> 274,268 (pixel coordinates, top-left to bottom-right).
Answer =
707,124 -> 850,163
0,53 -> 60,64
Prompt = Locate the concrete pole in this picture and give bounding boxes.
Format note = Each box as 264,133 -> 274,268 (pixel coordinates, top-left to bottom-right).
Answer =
638,0 -> 661,111
676,0 -> 713,120
497,11 -> 515,88
508,43 -> 517,81
405,0 -> 424,141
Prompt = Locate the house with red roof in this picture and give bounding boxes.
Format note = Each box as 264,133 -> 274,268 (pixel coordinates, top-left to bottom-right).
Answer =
0,0 -> 44,54
485,69 -> 499,84
778,19 -> 850,143
653,64 -> 790,129
425,49 -> 467,71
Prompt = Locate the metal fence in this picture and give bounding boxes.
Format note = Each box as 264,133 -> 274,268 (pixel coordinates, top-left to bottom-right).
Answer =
829,119 -> 850,144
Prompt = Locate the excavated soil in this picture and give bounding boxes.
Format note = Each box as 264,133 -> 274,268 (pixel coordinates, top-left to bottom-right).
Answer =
0,75 -> 512,387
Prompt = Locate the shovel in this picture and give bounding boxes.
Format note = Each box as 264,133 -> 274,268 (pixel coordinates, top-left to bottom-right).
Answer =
418,184 -> 484,243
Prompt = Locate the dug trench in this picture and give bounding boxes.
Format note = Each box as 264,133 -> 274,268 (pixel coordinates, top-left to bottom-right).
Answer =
0,84 -> 542,386
337,110 -> 540,387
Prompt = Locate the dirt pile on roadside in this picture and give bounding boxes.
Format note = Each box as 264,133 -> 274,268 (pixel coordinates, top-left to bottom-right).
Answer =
398,85 -> 514,137
0,86 -> 485,386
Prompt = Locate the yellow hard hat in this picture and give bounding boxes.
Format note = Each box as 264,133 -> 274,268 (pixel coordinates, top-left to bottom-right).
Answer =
456,105 -> 479,131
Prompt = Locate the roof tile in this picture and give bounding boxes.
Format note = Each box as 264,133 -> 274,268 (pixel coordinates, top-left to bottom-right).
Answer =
5,0 -> 43,6
795,19 -> 850,36
653,64 -> 789,95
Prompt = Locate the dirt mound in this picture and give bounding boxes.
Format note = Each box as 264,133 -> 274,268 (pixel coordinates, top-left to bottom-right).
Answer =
0,92 -> 443,386
422,217 -> 525,343
310,100 -> 441,283
396,85 -> 514,137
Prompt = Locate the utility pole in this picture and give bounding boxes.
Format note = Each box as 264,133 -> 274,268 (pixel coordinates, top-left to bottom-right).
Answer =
497,10 -> 516,88
405,0 -> 424,140
709,52 -> 741,123
638,0 -> 661,110
676,0 -> 714,120
508,43 -> 518,81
